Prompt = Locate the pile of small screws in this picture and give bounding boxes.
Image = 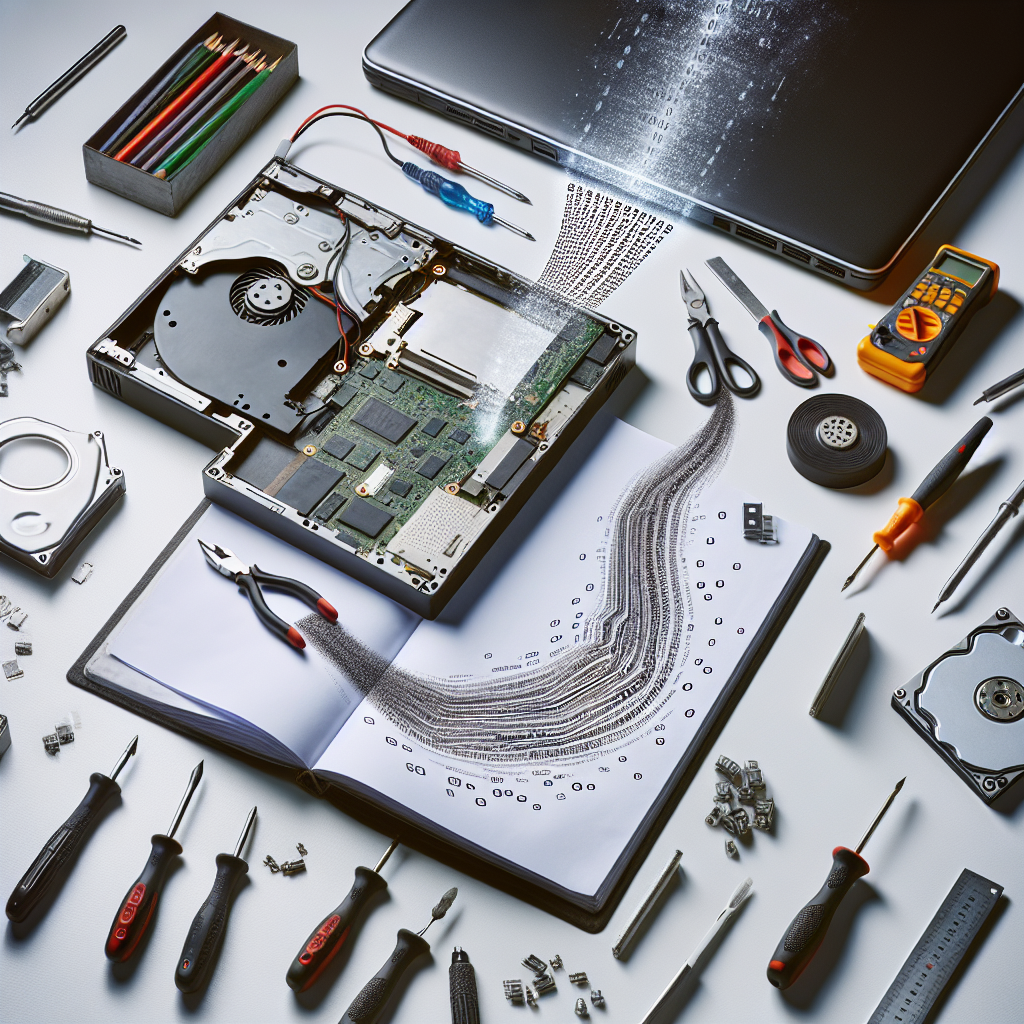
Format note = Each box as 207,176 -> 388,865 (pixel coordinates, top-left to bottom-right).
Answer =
263,842 -> 309,875
705,755 -> 775,856
505,954 -> 605,1013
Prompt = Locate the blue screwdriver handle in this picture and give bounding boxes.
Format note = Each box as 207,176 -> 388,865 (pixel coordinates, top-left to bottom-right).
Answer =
401,161 -> 493,224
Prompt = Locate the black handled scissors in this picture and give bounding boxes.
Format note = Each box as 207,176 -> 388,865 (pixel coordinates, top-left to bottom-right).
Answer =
681,269 -> 760,404
199,540 -> 338,650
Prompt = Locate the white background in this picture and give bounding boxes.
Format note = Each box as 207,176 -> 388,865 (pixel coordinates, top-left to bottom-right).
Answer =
1,2 -> 1022,1022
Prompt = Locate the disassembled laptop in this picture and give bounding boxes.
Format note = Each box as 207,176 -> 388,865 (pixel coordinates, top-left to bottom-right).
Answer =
88,157 -> 635,615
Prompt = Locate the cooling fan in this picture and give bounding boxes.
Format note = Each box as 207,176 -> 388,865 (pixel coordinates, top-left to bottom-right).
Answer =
229,268 -> 308,326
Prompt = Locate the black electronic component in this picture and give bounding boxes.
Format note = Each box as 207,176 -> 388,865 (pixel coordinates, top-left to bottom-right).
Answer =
389,477 -> 413,497
339,498 -> 395,538
379,370 -> 405,393
324,435 -> 357,461
569,360 -> 603,390
352,397 -> 417,444
422,417 -> 446,437
346,445 -> 381,472
417,453 -> 450,479
235,436 -> 298,489
449,429 -> 469,445
786,395 -> 887,488
585,331 -> 620,366
485,438 -> 535,490
276,460 -> 344,516
331,383 -> 360,409
360,364 -> 380,379
314,492 -> 346,521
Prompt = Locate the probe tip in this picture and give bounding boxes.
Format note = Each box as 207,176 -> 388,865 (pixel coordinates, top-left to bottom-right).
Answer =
12,113 -> 29,129
931,600 -> 941,613
972,396 -> 984,405
894,777 -> 906,792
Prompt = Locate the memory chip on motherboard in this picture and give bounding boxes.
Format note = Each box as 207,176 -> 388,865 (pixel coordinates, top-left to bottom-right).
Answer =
352,398 -> 417,444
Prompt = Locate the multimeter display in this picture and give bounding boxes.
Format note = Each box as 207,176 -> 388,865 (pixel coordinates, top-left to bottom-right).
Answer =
857,245 -> 999,393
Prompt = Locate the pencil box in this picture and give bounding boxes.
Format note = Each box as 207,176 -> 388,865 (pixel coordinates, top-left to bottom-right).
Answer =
83,13 -> 297,216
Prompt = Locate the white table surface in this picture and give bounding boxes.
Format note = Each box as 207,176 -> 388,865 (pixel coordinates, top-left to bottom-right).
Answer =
2,3 -> 1022,1022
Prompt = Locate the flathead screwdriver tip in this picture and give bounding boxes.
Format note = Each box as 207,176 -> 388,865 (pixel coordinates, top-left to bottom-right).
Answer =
12,113 -> 30,130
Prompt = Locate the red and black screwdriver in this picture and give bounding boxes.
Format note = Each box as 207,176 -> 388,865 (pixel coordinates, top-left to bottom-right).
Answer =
6,735 -> 138,924
175,805 -> 257,993
767,777 -> 905,990
286,838 -> 398,992
105,760 -> 203,962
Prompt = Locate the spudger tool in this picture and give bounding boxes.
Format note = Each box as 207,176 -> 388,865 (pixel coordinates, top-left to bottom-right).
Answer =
341,886 -> 458,1024
680,269 -> 760,404
705,256 -> 832,386
974,366 -> 1024,405
198,539 -> 338,649
767,778 -> 904,990
286,838 -> 399,992
641,877 -> 753,1023
0,191 -> 140,245
842,416 -> 992,592
6,735 -> 138,923
105,760 -> 203,962
175,805 -> 257,993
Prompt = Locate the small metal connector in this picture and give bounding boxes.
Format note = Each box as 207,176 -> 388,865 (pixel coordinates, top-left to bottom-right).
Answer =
569,971 -> 589,986
503,980 -> 524,1004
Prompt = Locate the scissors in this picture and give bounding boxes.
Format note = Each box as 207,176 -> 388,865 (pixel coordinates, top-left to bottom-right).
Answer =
199,540 -> 338,650
681,268 -> 761,404
705,257 -> 833,387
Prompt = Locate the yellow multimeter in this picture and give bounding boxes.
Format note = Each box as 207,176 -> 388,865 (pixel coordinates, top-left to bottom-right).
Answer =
857,245 -> 999,393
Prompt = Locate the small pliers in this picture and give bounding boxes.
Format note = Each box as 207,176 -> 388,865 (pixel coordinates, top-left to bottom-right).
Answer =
199,540 -> 338,650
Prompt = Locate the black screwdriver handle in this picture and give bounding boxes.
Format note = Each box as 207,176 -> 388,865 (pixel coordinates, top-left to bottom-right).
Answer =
286,866 -> 388,992
105,834 -> 182,962
767,846 -> 869,990
911,416 -> 992,509
341,928 -> 431,1024
6,773 -> 121,923
175,853 -> 248,993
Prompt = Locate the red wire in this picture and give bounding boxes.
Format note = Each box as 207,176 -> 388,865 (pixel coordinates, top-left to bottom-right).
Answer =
291,104 -> 408,143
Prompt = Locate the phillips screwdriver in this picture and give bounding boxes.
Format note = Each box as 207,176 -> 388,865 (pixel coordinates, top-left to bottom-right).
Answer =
401,163 -> 534,239
105,760 -> 204,962
0,191 -> 140,245
842,417 -> 992,591
175,805 -> 256,993
286,838 -> 399,992
767,777 -> 905,990
6,735 -> 138,923
341,886 -> 459,1024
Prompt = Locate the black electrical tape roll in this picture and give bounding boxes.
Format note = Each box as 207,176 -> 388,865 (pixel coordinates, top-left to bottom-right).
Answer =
787,394 -> 887,488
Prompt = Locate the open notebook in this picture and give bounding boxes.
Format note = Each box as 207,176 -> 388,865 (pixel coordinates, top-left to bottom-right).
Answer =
71,411 -> 825,929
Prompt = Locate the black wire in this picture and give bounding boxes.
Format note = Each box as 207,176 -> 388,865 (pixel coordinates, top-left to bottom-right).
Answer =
293,110 -> 404,167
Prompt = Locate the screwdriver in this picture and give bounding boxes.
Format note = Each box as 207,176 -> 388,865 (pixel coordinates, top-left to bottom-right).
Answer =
0,191 -> 140,245
767,777 -> 905,990
6,735 -> 138,923
842,417 -> 992,591
104,760 -> 204,962
401,163 -> 534,239
341,886 -> 459,1024
175,805 -> 256,993
285,837 -> 399,992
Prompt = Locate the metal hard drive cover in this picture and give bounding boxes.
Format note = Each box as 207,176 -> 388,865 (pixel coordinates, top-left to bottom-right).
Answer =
363,0 -> 1024,286
0,418 -> 125,577
893,608 -> 1024,804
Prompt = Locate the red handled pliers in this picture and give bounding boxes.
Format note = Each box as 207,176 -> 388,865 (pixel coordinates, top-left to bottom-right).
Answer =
199,540 -> 338,650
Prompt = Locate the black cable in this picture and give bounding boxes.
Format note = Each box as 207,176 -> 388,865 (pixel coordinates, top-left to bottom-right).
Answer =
292,110 -> 404,167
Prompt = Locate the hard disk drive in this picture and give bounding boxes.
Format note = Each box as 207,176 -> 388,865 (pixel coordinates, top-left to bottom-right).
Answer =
87,157 -> 635,616
893,607 -> 1024,804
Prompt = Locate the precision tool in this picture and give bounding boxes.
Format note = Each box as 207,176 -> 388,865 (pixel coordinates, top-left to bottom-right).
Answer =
641,877 -> 753,1024
341,886 -> 458,1024
974,367 -> 1024,405
198,540 -> 338,649
933,478 -> 1024,612
450,947 -> 481,1024
175,805 -> 257,993
105,761 -> 204,962
285,838 -> 399,992
6,735 -> 138,923
12,25 -> 127,129
767,778 -> 905,990
867,869 -> 1003,1023
680,269 -> 760,404
611,849 -> 683,959
0,192 -> 140,245
705,256 -> 832,386
858,245 -> 999,394
842,417 -> 993,592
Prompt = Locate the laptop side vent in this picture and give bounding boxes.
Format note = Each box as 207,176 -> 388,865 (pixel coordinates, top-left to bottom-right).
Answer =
90,360 -> 122,396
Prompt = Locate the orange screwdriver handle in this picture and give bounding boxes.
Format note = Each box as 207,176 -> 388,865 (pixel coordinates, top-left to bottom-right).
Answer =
872,497 -> 922,553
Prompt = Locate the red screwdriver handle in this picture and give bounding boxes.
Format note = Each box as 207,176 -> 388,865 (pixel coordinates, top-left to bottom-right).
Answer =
105,834 -> 182,962
767,847 -> 869,990
286,866 -> 388,992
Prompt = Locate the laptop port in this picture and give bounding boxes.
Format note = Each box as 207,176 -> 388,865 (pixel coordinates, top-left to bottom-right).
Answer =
445,104 -> 473,122
713,216 -> 731,231
814,257 -> 846,278
473,117 -> 505,138
735,224 -> 778,250
532,139 -> 557,161
781,244 -> 811,264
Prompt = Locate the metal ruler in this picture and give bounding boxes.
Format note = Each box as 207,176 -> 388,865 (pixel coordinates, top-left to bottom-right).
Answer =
867,869 -> 1003,1023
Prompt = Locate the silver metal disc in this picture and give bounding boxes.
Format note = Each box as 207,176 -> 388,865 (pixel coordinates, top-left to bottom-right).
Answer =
975,676 -> 1024,721
817,415 -> 859,449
